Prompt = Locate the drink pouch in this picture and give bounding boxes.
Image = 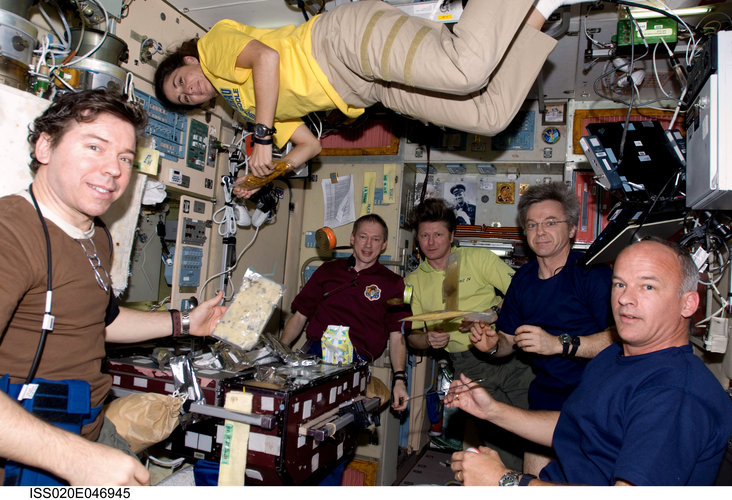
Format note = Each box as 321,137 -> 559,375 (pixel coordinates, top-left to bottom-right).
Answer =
321,325 -> 353,365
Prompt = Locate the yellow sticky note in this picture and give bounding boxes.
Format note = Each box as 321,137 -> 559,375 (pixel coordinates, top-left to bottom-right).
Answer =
134,147 -> 159,175
361,171 -> 376,216
383,164 -> 397,204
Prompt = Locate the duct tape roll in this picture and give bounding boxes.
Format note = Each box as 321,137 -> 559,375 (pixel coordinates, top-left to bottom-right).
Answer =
315,226 -> 336,251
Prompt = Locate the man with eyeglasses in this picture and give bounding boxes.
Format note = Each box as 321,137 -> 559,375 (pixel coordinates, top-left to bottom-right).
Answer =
468,181 -> 614,475
0,90 -> 227,485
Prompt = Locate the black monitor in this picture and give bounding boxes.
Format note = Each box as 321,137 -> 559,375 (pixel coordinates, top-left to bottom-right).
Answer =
580,198 -> 687,266
585,120 -> 685,199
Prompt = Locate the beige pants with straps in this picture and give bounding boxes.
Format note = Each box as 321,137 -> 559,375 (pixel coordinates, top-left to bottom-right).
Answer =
311,0 -> 557,135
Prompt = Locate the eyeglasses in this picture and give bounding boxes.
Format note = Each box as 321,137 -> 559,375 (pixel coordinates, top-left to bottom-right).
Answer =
525,219 -> 569,231
77,238 -> 111,293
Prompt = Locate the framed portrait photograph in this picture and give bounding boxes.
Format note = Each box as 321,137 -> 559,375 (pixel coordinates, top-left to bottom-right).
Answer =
445,181 -> 478,225
542,102 -> 567,126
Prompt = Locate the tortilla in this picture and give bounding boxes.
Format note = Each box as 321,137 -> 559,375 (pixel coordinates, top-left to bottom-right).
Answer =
401,309 -> 498,323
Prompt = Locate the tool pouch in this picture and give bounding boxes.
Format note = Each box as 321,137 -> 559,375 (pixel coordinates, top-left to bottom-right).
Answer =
0,374 -> 101,486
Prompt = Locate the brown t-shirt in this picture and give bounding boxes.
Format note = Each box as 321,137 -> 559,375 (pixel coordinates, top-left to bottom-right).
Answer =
0,196 -> 112,440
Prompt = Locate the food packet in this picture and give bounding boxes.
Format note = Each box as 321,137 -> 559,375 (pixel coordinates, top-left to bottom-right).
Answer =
321,325 -> 353,365
208,342 -> 254,372
234,160 -> 293,190
213,268 -> 285,350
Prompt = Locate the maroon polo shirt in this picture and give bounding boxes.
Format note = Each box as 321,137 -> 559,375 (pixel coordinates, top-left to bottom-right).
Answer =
291,256 -> 411,361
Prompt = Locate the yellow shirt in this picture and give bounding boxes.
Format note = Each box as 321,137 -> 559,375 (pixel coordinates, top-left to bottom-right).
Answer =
404,247 -> 514,353
198,18 -> 364,146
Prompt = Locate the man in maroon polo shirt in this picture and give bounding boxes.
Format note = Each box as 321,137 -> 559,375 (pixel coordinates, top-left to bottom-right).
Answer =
280,214 -> 410,411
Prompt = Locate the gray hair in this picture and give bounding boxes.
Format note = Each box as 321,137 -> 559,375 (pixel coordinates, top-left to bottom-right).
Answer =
517,182 -> 580,229
626,237 -> 699,295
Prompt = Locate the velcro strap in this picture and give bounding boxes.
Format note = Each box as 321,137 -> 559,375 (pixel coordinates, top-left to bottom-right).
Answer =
404,26 -> 431,87
359,10 -> 386,78
380,15 -> 409,83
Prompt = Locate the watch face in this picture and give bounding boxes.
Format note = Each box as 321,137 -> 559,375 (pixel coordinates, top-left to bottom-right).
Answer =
558,333 -> 571,345
255,123 -> 275,138
498,471 -> 521,486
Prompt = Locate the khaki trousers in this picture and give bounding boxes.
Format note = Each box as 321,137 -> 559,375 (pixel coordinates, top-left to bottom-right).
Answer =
311,0 -> 557,135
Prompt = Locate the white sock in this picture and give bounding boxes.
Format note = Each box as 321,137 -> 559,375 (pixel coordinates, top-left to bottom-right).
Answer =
534,0 -> 591,20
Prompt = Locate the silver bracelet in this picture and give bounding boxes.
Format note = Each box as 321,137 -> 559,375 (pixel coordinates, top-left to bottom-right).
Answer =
181,310 -> 190,335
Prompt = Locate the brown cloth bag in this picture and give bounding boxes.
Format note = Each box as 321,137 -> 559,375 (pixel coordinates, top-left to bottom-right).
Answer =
104,393 -> 183,453
366,376 -> 391,411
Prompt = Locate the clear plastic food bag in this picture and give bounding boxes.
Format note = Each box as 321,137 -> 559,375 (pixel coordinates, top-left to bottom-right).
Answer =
213,268 -> 285,350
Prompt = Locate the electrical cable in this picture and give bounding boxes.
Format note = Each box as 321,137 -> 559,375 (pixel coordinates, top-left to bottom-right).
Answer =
615,6 -> 640,167
61,0 -> 111,70
696,12 -> 732,33
198,226 -> 261,302
38,2 -> 71,51
306,113 -> 324,140
27,184 -> 54,384
124,72 -> 136,100
667,86 -> 686,130
651,42 -> 668,97
213,175 -> 239,237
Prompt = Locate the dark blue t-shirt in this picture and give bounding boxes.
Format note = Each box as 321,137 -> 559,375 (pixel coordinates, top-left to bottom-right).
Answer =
542,343 -> 732,485
496,250 -> 613,409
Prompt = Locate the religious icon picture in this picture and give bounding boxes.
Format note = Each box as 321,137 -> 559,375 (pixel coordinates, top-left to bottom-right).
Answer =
519,183 -> 530,196
496,182 -> 515,204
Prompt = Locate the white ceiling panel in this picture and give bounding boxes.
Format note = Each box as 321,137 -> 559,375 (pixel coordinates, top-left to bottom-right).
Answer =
166,0 -> 320,30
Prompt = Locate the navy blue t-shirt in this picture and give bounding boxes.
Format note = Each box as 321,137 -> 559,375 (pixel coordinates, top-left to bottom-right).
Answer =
542,343 -> 732,485
496,251 -> 612,409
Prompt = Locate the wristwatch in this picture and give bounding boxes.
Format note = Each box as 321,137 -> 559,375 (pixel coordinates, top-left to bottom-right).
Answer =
181,310 -> 190,336
254,123 -> 276,138
559,333 -> 580,357
252,123 -> 277,146
498,470 -> 522,486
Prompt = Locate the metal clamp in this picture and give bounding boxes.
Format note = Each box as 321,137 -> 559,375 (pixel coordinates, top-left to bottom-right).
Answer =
299,396 -> 381,442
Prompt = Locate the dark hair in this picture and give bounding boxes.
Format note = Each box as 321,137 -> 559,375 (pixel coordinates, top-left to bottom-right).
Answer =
28,89 -> 147,173
353,213 -> 389,241
517,181 -> 580,229
410,198 -> 457,234
625,237 -> 699,295
153,38 -> 200,112
450,184 -> 466,195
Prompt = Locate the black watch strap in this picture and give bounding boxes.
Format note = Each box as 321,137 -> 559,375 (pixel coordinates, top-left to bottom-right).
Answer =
392,371 -> 408,389
254,122 -> 276,138
569,335 -> 580,357
561,339 -> 570,357
252,136 -> 273,146
518,473 -> 536,486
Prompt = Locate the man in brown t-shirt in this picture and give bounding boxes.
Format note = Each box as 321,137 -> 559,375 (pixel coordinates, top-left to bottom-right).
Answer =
0,90 -> 226,486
